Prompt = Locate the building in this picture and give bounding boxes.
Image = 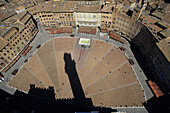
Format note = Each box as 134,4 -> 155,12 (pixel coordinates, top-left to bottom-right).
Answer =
114,12 -> 131,36
35,1 -> 54,27
0,8 -> 38,71
2,27 -> 24,54
155,38 -> 170,92
138,12 -> 167,41
24,1 -> 37,15
52,1 -> 77,27
74,2 -> 101,30
127,7 -> 142,39
0,37 -> 15,69
110,5 -> 142,38
35,1 -> 76,28
15,6 -> 26,14
132,26 -> 170,93
14,12 -> 38,44
100,3 -> 114,31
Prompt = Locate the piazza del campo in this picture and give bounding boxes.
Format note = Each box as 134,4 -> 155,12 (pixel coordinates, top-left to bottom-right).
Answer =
0,0 -> 169,113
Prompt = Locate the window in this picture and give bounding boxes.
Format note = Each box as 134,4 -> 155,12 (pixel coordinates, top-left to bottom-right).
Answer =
4,53 -> 6,56
93,15 -> 96,18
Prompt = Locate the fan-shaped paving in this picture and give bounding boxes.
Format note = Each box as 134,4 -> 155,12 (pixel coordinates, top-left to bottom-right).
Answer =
9,38 -> 145,107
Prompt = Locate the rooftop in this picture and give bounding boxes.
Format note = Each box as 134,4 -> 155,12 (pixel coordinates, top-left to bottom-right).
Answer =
118,12 -> 131,20
16,6 -> 24,11
148,2 -> 157,9
2,27 -> 17,41
157,21 -> 169,28
14,22 -> 25,32
159,28 -> 170,38
0,37 -> 8,50
162,12 -> 170,24
101,4 -> 114,13
0,9 -> 16,22
157,37 -> 170,62
20,13 -> 31,24
52,1 -> 78,12
74,4 -> 101,13
23,1 -> 35,8
35,1 -> 52,13
151,10 -> 164,19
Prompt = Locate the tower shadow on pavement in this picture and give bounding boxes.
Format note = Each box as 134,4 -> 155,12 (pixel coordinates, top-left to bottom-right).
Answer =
64,52 -> 93,106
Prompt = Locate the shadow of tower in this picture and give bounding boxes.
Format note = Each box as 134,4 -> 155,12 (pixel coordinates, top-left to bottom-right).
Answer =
64,52 -> 93,106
